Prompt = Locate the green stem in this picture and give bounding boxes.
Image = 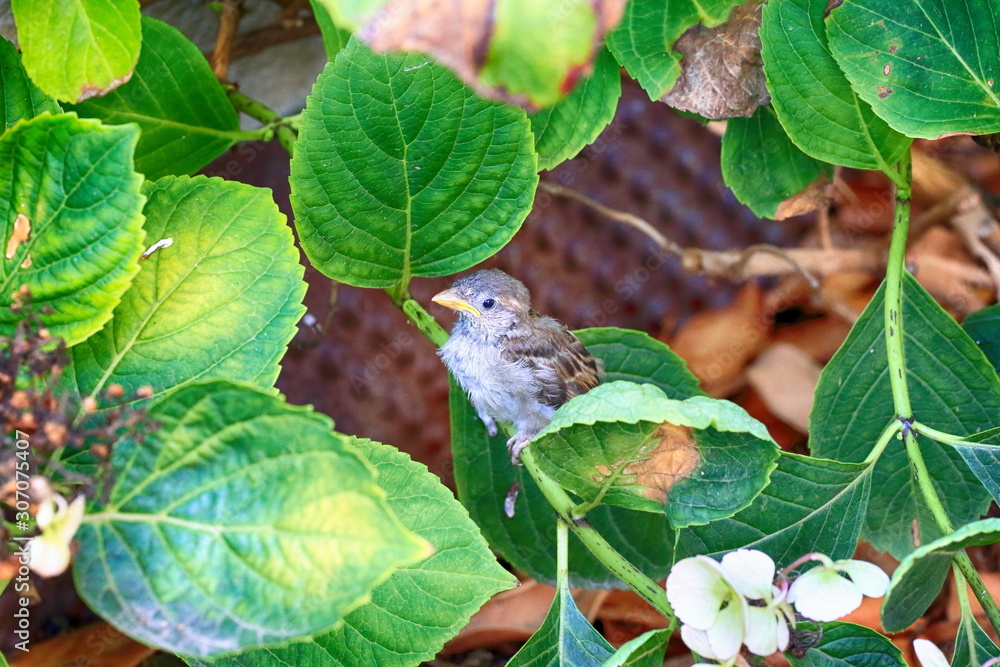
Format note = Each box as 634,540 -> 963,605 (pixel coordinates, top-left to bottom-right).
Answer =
556,518 -> 569,590
884,151 -> 913,421
226,89 -> 297,156
913,421 -> 970,446
864,420 -> 902,465
521,449 -> 676,623
228,89 -> 280,123
883,152 -> 1000,638
955,551 -> 1000,638
386,289 -> 448,347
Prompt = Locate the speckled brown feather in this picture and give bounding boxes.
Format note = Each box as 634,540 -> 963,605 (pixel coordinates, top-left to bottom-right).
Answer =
500,312 -> 603,408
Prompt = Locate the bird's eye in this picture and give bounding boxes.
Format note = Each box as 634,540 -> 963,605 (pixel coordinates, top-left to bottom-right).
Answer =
482,298 -> 496,309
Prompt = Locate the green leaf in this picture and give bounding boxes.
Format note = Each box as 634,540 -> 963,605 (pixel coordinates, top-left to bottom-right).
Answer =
479,0 -> 597,108
0,113 -> 144,345
606,0 -> 742,100
12,0 -> 141,103
71,16 -> 240,179
309,0 -> 380,29
309,0 -> 351,61
760,0 -> 911,171
74,381 -> 429,659
952,609 -> 1000,667
452,328 -> 692,587
721,105 -> 832,219
826,0 -> 1000,139
579,328 -> 703,398
964,303 -> 1000,374
946,428 -> 1000,506
811,274 -> 1000,559
507,581 -> 614,667
532,382 -> 778,525
601,629 -> 671,667
530,49 -> 621,171
677,452 -> 872,569
881,518 -> 1000,633
187,439 -> 515,667
290,38 -> 537,289
789,622 -> 905,667
68,175 -> 305,404
0,37 -> 61,130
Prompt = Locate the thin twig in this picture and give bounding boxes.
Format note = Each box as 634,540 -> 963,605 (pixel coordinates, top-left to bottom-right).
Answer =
540,181 -> 843,287
205,19 -> 321,65
211,0 -> 242,81
538,182 -> 683,256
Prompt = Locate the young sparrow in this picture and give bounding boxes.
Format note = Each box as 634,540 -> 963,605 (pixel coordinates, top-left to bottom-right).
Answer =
433,269 -> 604,463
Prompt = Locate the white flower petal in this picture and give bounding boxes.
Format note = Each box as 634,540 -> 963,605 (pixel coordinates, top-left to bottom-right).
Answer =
835,559 -> 890,597
775,614 -> 790,652
27,534 -> 71,577
706,597 -> 745,660
913,639 -> 950,667
35,495 -> 59,529
789,567 -> 863,622
668,556 -> 732,629
681,625 -> 722,661
720,549 -> 776,600
743,606 -> 781,656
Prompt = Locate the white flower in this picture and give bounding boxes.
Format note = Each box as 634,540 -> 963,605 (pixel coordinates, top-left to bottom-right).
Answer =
28,494 -> 85,577
719,549 -> 793,656
787,555 -> 889,622
668,549 -> 793,660
913,639 -> 949,667
668,554 -> 749,660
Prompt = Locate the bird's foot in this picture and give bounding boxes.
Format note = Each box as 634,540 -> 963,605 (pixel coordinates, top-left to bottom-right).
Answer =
506,434 -> 532,466
477,413 -> 498,437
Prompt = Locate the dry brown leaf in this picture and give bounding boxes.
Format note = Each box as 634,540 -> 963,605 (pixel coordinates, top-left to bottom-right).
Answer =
441,580 -> 554,653
746,343 -> 821,433
819,271 -> 878,321
6,213 -> 31,260
660,1 -> 770,119
833,176 -> 895,236
909,227 -> 993,315
775,177 -> 831,220
623,423 -> 700,503
771,315 -> 852,362
9,622 -> 153,667
669,282 -> 770,396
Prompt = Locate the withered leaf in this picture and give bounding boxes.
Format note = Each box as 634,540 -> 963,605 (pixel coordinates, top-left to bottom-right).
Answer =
623,422 -> 700,504
774,176 -> 831,220
661,1 -> 769,119
359,0 -> 626,108
6,213 -> 31,260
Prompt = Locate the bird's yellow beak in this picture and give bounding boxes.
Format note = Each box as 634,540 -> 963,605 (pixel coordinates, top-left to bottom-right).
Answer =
432,289 -> 481,317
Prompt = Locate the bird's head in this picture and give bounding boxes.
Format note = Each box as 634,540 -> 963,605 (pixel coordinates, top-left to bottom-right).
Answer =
432,269 -> 531,336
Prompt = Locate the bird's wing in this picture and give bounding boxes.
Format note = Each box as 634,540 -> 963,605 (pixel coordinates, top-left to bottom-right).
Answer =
501,318 -> 603,408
